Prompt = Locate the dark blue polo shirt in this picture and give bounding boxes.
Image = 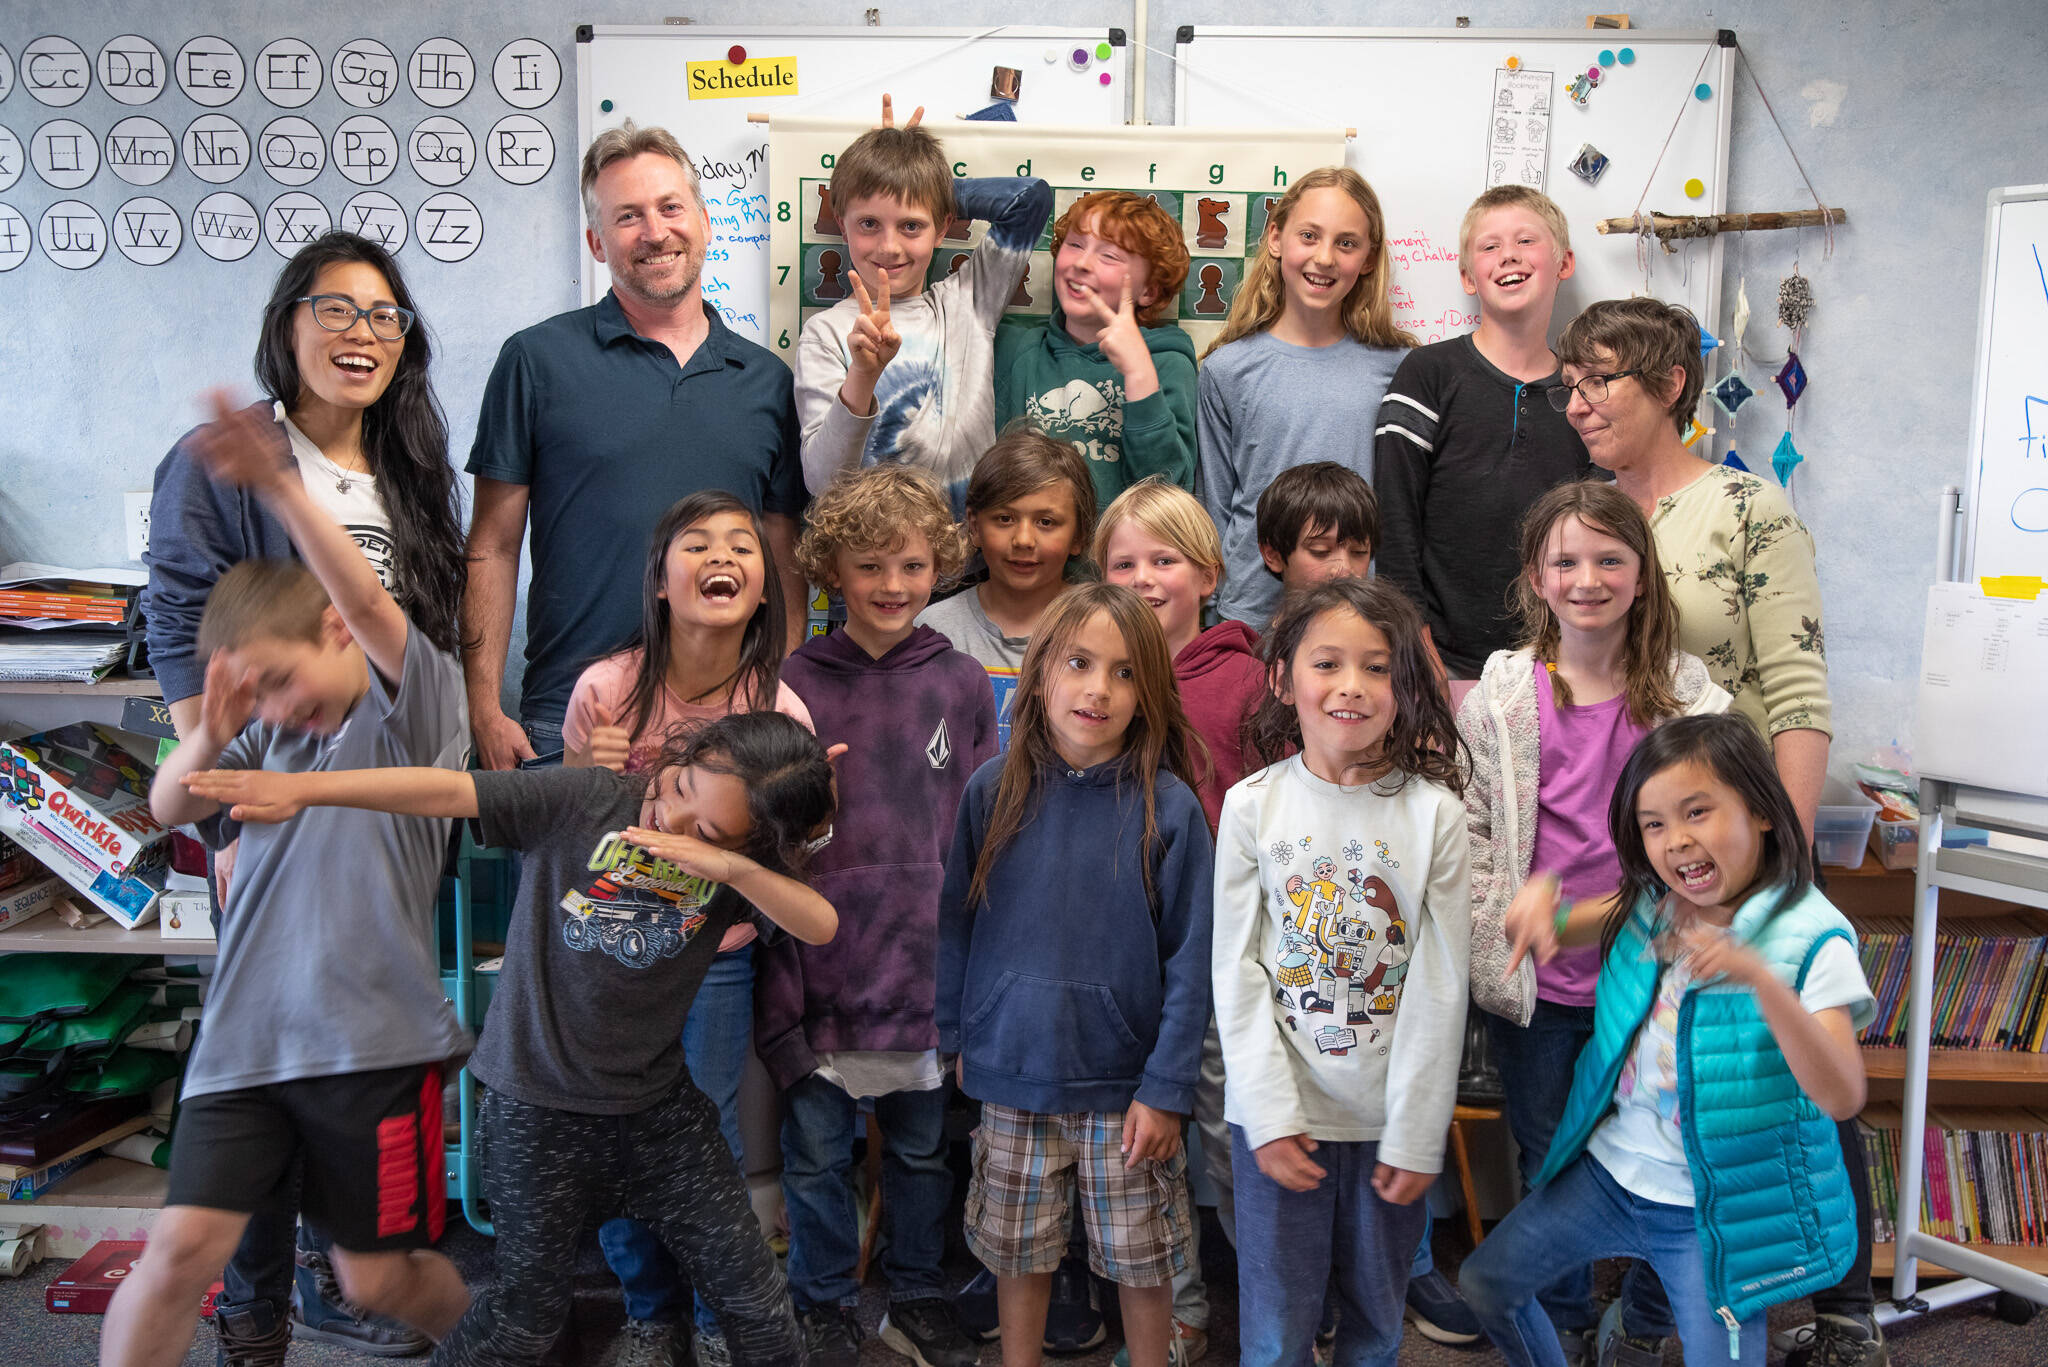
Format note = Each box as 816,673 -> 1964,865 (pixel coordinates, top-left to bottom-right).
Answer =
467,293 -> 804,726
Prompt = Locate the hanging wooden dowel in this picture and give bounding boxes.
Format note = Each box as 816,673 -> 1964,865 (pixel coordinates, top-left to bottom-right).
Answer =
1595,207 -> 1848,241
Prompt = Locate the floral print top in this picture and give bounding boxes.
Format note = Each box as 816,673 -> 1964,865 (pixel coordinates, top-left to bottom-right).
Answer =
1650,467 -> 1832,739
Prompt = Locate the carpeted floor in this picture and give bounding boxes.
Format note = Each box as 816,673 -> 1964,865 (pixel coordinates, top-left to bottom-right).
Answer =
4,1211 -> 2042,1365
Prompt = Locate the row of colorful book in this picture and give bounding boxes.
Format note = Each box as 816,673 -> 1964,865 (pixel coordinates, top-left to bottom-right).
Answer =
1853,914 -> 2048,1053
1860,1103 -> 2048,1248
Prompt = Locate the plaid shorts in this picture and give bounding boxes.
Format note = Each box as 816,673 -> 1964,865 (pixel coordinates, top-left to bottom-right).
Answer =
964,1101 -> 1194,1288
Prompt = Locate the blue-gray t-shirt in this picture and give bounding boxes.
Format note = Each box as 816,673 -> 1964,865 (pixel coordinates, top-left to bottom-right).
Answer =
466,294 -> 806,727
187,625 -> 473,1100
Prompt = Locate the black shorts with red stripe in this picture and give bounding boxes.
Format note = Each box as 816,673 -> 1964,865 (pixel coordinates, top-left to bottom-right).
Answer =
168,1062 -> 446,1253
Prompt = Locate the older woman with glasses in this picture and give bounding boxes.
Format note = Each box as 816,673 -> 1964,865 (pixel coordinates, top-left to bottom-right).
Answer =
138,230 -> 466,1362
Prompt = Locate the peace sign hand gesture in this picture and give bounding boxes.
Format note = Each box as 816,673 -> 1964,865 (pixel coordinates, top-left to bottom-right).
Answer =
1073,277 -> 1159,400
878,93 -> 925,129
846,268 -> 903,381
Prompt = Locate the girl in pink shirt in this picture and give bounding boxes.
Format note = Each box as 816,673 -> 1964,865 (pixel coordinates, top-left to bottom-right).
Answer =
1457,480 -> 1726,1363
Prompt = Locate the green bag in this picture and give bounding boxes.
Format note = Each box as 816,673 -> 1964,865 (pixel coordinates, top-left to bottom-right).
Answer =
0,954 -> 150,1023
56,1048 -> 184,1102
1,982 -> 156,1061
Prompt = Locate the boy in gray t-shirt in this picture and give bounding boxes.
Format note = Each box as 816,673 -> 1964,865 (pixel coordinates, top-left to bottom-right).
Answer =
115,401 -> 474,1364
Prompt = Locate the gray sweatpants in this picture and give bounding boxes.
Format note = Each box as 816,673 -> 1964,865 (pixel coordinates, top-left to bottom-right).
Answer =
433,1081 -> 800,1366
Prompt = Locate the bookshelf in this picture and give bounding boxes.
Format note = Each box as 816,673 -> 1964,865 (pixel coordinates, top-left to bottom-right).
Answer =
0,678 -> 161,697
1882,781 -> 2048,1317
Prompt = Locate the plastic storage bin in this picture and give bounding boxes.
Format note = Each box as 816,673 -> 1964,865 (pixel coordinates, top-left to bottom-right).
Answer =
1815,795 -> 1878,869
1870,816 -> 1918,871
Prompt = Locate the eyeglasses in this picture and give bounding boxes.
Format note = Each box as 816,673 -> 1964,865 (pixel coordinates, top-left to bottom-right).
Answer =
1545,368 -> 1642,411
294,295 -> 415,341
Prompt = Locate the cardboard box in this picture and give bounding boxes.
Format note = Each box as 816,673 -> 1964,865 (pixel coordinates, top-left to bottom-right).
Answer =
0,874 -> 63,932
45,1238 -> 222,1315
0,813 -> 162,928
0,725 -> 169,882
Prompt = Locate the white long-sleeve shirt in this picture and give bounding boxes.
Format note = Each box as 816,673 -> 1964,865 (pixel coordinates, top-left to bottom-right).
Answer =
1212,755 -> 1470,1172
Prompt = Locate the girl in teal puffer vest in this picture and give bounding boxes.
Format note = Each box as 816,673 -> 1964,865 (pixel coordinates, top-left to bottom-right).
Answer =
1458,714 -> 1874,1366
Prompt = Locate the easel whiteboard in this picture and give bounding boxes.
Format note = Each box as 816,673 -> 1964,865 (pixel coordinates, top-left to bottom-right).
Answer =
1174,28 -> 1735,347
1915,582 -> 2048,799
1960,186 -> 2048,581
576,26 -> 1131,347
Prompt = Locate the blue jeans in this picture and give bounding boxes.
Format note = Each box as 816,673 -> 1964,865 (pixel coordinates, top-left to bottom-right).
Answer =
1488,1002 -> 1673,1338
600,943 -> 756,1334
1231,1126 -> 1425,1367
780,1074 -> 950,1311
1460,1154 -> 1765,1367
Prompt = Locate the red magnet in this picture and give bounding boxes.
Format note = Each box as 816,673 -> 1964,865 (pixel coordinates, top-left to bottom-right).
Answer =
728,45 -> 747,65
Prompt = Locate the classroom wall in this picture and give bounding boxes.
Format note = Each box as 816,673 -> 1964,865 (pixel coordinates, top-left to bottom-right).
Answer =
3,0 -> 2042,784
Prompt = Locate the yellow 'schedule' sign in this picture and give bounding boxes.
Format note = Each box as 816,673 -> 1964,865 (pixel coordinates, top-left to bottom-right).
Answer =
686,56 -> 798,100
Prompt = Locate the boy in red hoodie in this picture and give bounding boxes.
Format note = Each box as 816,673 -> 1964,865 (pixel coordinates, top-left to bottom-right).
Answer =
1096,476 -> 1262,1362
761,464 -> 998,1367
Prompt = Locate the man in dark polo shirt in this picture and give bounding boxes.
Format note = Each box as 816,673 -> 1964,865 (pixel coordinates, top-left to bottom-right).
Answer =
463,120 -> 808,770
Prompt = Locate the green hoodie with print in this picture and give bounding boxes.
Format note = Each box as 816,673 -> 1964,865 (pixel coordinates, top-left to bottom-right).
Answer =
994,307 -> 1199,512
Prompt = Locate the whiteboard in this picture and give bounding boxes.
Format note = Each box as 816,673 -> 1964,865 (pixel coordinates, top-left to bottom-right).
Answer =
1960,187 -> 2048,580
1915,582 -> 2048,798
1174,28 -> 1735,348
577,26 -> 1131,346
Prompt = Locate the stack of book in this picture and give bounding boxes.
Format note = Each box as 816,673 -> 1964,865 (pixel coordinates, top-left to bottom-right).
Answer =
1854,914 -> 2048,1053
0,563 -> 144,684
1861,1102 -> 2048,1247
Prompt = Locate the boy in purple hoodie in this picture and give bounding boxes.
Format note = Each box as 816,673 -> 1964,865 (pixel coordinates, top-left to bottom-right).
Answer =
761,464 -> 997,1367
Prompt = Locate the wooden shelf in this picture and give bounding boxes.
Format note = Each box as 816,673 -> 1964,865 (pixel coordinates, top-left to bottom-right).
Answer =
0,917 -> 213,955
1874,1241 -> 2048,1279
0,678 -> 160,697
14,1155 -> 168,1209
1864,1046 -> 2048,1083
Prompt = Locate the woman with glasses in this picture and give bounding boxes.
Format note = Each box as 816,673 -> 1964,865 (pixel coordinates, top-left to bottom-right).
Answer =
1546,298 -> 1869,1367
139,230 -> 465,1363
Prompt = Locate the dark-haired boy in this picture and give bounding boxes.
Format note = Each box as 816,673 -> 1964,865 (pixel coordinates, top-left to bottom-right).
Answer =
796,99 -> 1052,511
110,401 -> 472,1367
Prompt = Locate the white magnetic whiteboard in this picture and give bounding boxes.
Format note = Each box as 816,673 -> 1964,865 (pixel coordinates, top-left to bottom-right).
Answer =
1915,582 -> 2048,798
1174,28 -> 1735,347
1960,187 -> 2048,581
576,26 -> 1131,346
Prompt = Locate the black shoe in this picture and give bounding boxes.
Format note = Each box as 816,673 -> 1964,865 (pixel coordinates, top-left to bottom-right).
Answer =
1558,1326 -> 1596,1367
1785,1313 -> 1890,1367
878,1296 -> 979,1367
601,1318 -> 679,1367
799,1304 -> 864,1367
952,1267 -> 1001,1342
291,1247 -> 431,1356
214,1297 -> 292,1367
1405,1269 -> 1482,1346
1043,1255 -> 1107,1353
1594,1300 -> 1665,1367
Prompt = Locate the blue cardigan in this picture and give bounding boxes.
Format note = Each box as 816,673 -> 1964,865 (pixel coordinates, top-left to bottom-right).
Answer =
937,753 -> 1213,1116
141,404 -> 297,704
1536,884 -> 1862,1329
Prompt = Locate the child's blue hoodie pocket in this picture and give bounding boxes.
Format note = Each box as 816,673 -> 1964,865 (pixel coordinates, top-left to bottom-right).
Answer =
965,970 -> 1147,1082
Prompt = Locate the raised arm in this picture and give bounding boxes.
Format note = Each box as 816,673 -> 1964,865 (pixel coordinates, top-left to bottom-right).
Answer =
191,391 -> 409,680
151,654 -> 258,827
182,765 -> 480,824
622,826 -> 836,945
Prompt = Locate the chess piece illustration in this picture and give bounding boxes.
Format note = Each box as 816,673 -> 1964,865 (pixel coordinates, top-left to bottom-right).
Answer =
1195,196 -> 1231,250
1192,262 -> 1226,315
813,184 -> 842,237
815,249 -> 848,301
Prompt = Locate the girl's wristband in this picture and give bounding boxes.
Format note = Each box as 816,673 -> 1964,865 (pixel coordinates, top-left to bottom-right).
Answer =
1551,898 -> 1575,936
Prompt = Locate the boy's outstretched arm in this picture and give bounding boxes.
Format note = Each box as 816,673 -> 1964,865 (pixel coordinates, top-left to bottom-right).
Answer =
183,766 -> 479,824
189,390 -> 410,681
623,826 -> 837,946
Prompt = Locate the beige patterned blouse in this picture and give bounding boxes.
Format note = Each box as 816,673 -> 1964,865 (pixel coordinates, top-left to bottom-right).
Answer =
1650,467 -> 1832,739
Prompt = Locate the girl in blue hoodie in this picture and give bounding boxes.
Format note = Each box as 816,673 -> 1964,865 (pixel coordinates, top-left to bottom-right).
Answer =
1459,714 -> 1873,1366
938,583 -> 1214,1367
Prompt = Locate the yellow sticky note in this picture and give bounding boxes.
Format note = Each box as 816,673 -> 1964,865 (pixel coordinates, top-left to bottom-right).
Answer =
686,55 -> 798,100
1980,575 -> 2046,600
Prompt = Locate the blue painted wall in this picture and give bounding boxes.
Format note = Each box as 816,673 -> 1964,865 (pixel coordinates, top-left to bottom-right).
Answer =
3,1 -> 2042,781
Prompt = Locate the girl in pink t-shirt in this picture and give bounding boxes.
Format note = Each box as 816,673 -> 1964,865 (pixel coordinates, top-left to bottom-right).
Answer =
561,489 -> 811,1353
1456,480 -> 1727,1359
